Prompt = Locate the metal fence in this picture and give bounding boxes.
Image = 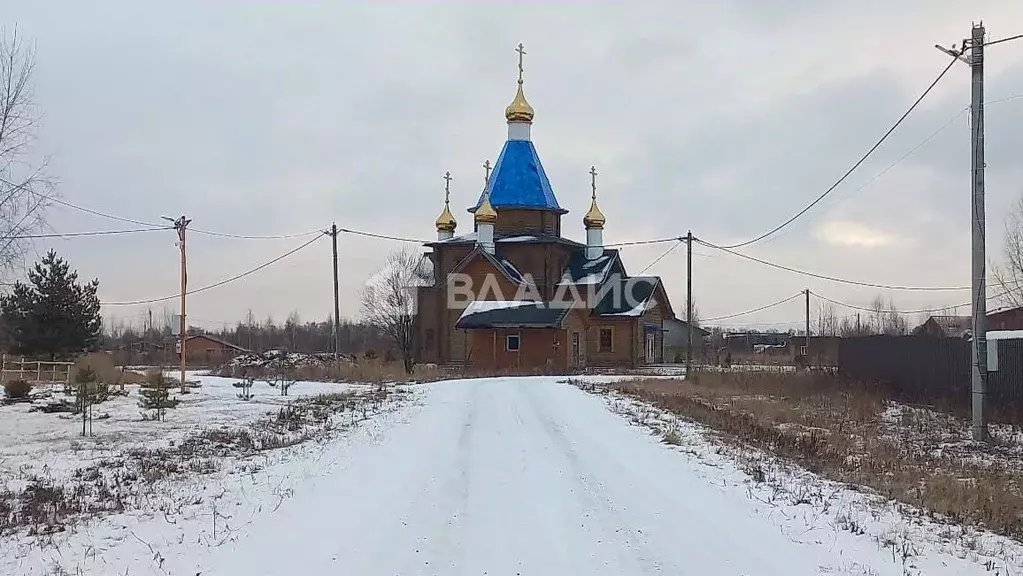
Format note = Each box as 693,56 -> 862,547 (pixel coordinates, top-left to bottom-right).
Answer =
837,335 -> 1023,411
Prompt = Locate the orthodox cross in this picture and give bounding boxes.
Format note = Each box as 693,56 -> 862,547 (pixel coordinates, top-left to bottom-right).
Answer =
443,171 -> 452,205
590,165 -> 598,199
516,43 -> 526,84
483,159 -> 492,187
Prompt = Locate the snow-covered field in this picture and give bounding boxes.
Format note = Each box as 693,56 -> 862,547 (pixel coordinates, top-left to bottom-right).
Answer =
3,375 -> 1023,575
1,372 -> 388,483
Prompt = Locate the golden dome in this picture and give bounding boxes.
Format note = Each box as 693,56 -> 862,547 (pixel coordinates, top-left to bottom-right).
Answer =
583,197 -> 605,229
435,204 -> 456,232
475,192 -> 498,224
584,165 -> 605,229
436,171 -> 457,232
505,81 -> 534,123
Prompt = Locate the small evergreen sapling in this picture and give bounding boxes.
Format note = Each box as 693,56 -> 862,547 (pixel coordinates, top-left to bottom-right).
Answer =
263,350 -> 297,396
233,377 -> 255,400
138,370 -> 180,421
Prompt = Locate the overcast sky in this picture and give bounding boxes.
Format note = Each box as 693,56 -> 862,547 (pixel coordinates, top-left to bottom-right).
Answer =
4,1 -> 1023,332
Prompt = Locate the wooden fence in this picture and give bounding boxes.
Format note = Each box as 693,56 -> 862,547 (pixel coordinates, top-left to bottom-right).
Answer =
837,335 -> 1023,410
0,355 -> 74,386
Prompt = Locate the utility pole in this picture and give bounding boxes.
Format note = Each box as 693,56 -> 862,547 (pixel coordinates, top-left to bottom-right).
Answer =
163,215 -> 191,394
327,224 -> 342,361
804,289 -> 811,367
938,23 -> 987,441
686,231 -> 693,379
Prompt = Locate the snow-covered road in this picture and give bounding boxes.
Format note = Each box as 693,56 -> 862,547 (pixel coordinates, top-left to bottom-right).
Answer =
202,377 -> 890,575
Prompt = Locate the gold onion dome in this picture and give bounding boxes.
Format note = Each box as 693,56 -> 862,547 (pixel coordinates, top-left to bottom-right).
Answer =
583,197 -> 606,229
584,166 -> 606,229
505,82 -> 534,123
475,192 -> 498,224
436,171 -> 457,232
435,204 -> 456,232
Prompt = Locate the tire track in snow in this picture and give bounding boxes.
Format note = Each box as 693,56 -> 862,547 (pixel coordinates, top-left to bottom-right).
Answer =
520,380 -> 670,574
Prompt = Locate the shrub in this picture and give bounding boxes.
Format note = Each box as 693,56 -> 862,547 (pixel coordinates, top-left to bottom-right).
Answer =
3,379 -> 31,399
138,371 -> 180,420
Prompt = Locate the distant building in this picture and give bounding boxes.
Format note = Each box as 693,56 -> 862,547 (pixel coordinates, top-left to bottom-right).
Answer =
176,334 -> 248,365
662,319 -> 709,363
988,307 -> 1023,331
414,48 -> 678,371
914,316 -> 972,338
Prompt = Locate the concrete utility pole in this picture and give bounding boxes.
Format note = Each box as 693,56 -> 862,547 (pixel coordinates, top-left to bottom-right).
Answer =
686,231 -> 693,379
164,215 -> 191,394
939,24 -> 987,441
804,289 -> 811,367
327,224 -> 342,362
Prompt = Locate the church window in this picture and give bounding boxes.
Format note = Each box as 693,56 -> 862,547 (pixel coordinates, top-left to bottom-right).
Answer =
506,334 -> 521,351
599,327 -> 613,352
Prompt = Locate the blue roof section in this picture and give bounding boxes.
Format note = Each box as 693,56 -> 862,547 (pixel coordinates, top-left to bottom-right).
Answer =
470,140 -> 565,214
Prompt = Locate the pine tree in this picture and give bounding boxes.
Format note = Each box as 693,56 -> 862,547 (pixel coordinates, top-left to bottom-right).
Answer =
0,250 -> 102,359
138,370 -> 180,421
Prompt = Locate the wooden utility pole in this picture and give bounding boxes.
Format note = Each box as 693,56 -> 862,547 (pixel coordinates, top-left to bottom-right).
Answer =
686,231 -> 693,379
164,215 -> 191,394
327,224 -> 342,361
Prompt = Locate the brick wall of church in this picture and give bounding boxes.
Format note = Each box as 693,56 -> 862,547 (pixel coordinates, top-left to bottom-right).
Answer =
500,243 -> 574,300
467,328 -> 568,372
444,256 -> 523,365
493,209 -> 561,237
586,318 -> 637,367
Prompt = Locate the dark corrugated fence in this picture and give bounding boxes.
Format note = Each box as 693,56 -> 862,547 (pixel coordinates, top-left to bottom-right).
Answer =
837,336 -> 1023,410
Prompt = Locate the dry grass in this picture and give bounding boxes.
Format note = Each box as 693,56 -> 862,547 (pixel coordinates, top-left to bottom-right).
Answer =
220,359 -> 447,385
612,370 -> 1023,541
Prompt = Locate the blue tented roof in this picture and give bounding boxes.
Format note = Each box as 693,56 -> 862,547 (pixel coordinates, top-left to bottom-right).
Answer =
470,140 -> 564,213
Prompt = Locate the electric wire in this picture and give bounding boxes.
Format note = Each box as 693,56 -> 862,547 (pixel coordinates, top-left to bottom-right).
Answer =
716,54 -> 961,249
637,239 -> 683,275
18,227 -> 173,239
702,293 -> 803,322
810,289 -> 1007,317
695,238 -> 969,291
101,234 -> 323,306
984,33 -> 1023,47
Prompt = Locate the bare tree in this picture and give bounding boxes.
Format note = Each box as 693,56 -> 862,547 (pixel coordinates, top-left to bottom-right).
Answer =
869,295 -> 886,334
360,246 -> 431,374
0,27 -> 52,277
814,302 -> 839,337
995,198 -> 1023,308
687,300 -> 701,328
882,299 -> 908,335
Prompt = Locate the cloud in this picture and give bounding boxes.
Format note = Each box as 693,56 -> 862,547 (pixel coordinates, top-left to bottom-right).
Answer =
815,221 -> 896,248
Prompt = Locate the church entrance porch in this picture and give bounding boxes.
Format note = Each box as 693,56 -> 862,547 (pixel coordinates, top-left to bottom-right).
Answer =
466,327 -> 570,373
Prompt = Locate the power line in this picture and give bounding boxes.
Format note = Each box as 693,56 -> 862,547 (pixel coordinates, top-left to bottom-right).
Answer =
637,239 -> 683,275
604,236 -> 681,248
717,54 -> 960,249
984,33 -> 1023,48
336,227 -> 426,243
27,187 -> 318,240
101,234 -> 323,306
695,238 -> 969,291
190,228 -> 323,240
703,293 -> 803,322
809,289 -> 1008,316
46,195 -> 164,228
17,227 -> 173,239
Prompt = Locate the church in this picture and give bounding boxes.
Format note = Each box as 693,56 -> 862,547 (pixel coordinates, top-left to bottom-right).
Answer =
415,45 -> 677,371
